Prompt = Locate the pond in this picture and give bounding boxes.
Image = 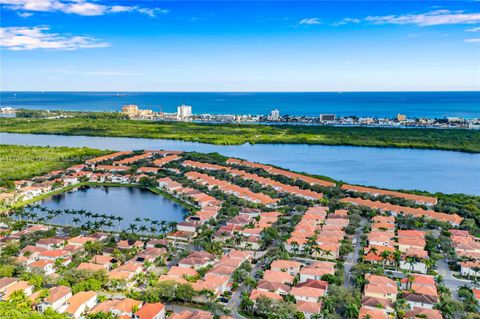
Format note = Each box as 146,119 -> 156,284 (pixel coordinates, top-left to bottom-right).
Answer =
1,132 -> 479,195
33,186 -> 187,231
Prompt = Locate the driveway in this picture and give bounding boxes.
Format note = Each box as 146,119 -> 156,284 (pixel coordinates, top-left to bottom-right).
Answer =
344,216 -> 367,287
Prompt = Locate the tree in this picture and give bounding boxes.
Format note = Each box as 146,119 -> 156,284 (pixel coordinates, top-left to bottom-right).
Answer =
436,297 -> 464,319
343,303 -> 359,319
84,241 -> 104,255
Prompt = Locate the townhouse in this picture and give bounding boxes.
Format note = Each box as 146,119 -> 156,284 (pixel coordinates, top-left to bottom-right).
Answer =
401,274 -> 439,310
341,184 -> 438,206
58,291 -> 98,319
398,230 -> 429,274
226,158 -> 335,187
340,197 -> 463,226
185,171 -> 278,206
35,285 -> 72,313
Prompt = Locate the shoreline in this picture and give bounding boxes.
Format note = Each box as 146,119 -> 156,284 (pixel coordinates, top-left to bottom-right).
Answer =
4,182 -> 198,215
1,127 -> 479,154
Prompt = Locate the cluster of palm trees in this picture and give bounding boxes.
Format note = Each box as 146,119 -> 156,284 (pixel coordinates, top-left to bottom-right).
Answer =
12,204 -> 177,236
365,246 -> 436,272
127,216 -> 177,236
14,204 -> 124,232
289,236 -> 334,260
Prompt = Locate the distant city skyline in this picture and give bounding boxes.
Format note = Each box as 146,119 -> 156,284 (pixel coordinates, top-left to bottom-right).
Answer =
1,0 -> 479,92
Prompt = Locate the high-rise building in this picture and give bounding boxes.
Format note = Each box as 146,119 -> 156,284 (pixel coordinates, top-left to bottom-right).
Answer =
270,109 -> 280,120
320,114 -> 336,122
177,105 -> 192,119
121,104 -> 139,115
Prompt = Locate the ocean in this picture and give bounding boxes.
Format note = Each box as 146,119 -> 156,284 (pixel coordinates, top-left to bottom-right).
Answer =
1,91 -> 479,118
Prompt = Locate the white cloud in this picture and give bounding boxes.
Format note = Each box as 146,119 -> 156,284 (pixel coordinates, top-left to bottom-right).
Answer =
0,26 -> 110,50
299,17 -> 321,25
365,10 -> 480,26
0,0 -> 168,17
466,26 -> 480,32
332,17 -> 360,26
62,1 -> 106,16
464,38 -> 480,42
17,11 -> 33,17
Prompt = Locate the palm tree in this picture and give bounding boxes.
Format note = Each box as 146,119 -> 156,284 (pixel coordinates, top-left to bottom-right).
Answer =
72,217 -> 81,227
405,256 -> 417,272
367,246 -> 378,256
139,225 -> 148,235
380,250 -> 391,268
394,298 -> 411,318
128,224 -> 137,234
343,303 -> 359,319
291,241 -> 300,255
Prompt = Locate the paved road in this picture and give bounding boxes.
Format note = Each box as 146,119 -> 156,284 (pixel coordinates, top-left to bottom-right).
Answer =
344,217 -> 368,287
437,258 -> 477,299
225,258 -> 264,319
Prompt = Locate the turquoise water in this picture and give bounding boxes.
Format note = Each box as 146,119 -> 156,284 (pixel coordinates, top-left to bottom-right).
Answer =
1,91 -> 479,118
1,133 -> 478,195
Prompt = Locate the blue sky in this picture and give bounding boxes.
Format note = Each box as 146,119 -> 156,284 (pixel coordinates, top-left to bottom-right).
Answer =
1,1 -> 479,91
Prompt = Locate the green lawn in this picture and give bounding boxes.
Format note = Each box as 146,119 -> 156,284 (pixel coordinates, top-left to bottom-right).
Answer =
0,144 -> 111,182
1,116 -> 479,152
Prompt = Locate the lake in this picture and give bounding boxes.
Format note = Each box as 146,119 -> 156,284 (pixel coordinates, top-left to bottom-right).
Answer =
1,132 -> 479,195
34,186 -> 187,231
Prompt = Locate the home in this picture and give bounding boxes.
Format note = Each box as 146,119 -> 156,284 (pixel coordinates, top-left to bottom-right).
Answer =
168,310 -> 214,319
359,306 -> 388,319
176,221 -> 198,233
361,296 -> 395,316
192,273 -> 230,299
117,240 -> 144,250
404,307 -> 443,319
401,274 -> 438,310
19,245 -> 47,263
296,301 -> 322,319
90,255 -> 118,270
257,280 -> 291,296
460,261 -> 480,278
134,302 -> 166,319
36,237 -> 65,250
0,278 -> 34,300
89,298 -> 142,317
77,262 -> 107,272
38,249 -> 70,262
68,235 -> 97,247
59,291 -> 98,319
299,261 -> 336,283
27,260 -> 55,275
36,286 -> 72,312
249,289 -> 283,302
263,270 -> 295,285
363,274 -> 397,302
178,252 -> 215,270
290,286 -> 325,303
270,259 -> 302,276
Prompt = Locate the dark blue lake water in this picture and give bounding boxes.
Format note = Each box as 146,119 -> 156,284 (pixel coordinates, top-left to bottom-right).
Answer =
1,91 -> 479,118
36,186 -> 187,230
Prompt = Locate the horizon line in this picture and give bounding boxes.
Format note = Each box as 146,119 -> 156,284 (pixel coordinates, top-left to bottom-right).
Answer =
1,90 -> 479,93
